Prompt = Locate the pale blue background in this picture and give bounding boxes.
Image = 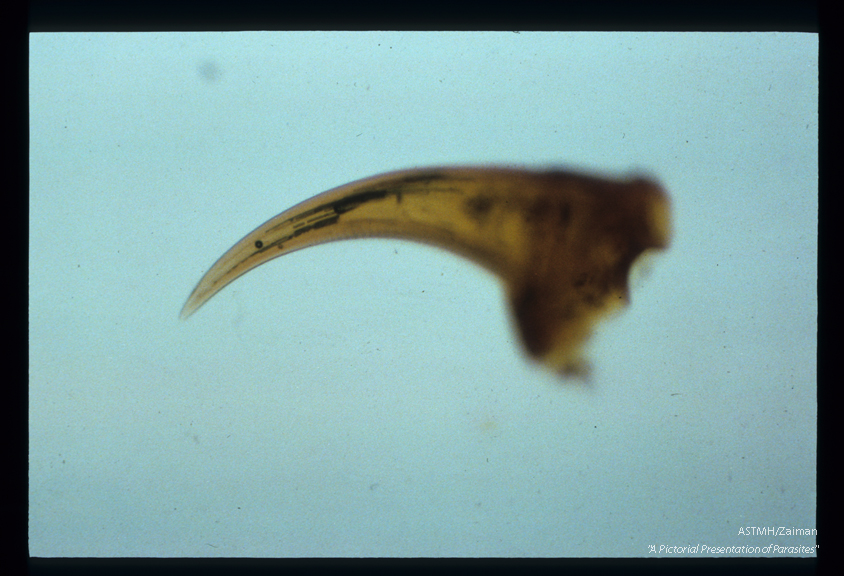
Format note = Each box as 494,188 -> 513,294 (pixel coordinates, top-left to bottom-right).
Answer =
29,32 -> 817,557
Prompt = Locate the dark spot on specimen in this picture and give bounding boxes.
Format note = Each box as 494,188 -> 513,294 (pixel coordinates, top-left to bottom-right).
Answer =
464,195 -> 494,220
254,240 -> 263,249
558,202 -> 571,226
526,198 -> 553,223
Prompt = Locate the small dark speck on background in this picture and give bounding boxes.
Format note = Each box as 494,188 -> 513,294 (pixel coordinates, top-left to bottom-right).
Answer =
198,60 -> 221,83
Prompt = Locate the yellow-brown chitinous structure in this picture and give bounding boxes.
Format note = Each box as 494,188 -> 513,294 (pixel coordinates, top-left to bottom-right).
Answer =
182,167 -> 671,377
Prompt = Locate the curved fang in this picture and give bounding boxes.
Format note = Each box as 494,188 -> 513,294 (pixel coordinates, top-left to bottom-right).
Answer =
181,166 -> 671,376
